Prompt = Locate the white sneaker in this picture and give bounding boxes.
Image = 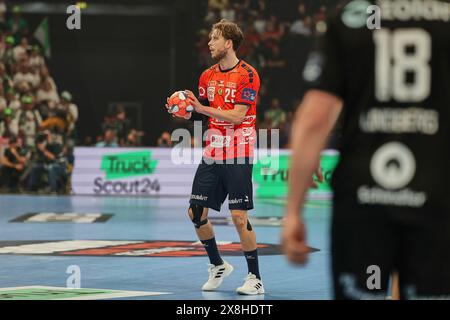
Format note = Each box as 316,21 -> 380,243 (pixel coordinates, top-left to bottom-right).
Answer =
236,273 -> 265,295
202,261 -> 234,291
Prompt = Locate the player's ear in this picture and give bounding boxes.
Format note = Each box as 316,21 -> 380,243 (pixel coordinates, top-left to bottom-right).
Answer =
226,39 -> 233,50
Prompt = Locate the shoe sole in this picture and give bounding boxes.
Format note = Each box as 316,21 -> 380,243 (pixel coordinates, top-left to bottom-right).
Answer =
236,288 -> 265,295
202,263 -> 234,291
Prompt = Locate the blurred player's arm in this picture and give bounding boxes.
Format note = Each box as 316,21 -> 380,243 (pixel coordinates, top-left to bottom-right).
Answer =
282,89 -> 342,265
185,90 -> 249,125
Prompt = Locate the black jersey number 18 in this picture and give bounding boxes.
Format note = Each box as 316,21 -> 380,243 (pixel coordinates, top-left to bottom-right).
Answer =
374,28 -> 431,103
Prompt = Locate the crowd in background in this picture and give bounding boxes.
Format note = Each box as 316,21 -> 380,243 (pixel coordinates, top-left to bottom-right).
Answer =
160,0 -> 346,149
0,3 -> 78,194
93,104 -> 145,148
0,0 -> 346,194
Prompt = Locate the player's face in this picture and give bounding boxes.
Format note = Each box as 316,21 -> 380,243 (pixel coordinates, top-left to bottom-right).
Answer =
208,29 -> 229,61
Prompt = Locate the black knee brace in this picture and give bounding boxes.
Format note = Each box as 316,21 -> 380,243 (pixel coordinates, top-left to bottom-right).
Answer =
189,204 -> 208,229
247,219 -> 253,231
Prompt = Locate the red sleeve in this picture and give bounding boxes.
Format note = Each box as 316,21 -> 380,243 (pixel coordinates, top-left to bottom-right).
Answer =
234,70 -> 260,107
198,70 -> 208,101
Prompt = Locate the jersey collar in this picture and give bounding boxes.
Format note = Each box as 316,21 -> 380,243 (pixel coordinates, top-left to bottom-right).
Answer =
218,60 -> 241,73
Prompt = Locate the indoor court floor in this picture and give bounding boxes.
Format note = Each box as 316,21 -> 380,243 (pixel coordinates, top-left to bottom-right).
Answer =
0,194 -> 332,300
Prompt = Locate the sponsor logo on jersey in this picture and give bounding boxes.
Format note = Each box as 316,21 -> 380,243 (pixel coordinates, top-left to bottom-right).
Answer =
207,86 -> 215,101
0,240 -> 284,257
228,198 -> 243,204
241,88 -> 256,102
359,108 -> 439,135
210,135 -> 231,148
377,0 -> 450,22
242,115 -> 257,125
241,127 -> 255,136
190,194 -> 208,201
199,87 -> 206,98
357,142 -> 427,207
342,0 -> 372,28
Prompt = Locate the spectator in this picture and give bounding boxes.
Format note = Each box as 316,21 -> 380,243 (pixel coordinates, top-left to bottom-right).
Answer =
290,16 -> 313,37
220,3 -> 236,21
13,37 -> 29,62
261,18 -> 284,50
254,13 -> 266,34
240,24 -> 260,58
0,107 -> 19,137
15,95 -> 42,149
113,105 -> 131,146
125,129 -> 144,147
36,78 -> 59,112
28,46 -> 45,69
0,62 -> 14,90
264,98 -> 286,129
2,35 -> 15,66
157,131 -> 173,148
7,5 -> 28,42
59,91 -> 78,147
28,131 -> 67,194
6,88 -> 21,112
40,107 -> 68,146
82,136 -> 93,146
265,46 -> 287,98
96,128 -> 119,147
14,59 -> 38,90
39,65 -> 58,92
208,0 -> 229,11
0,82 -> 6,111
0,135 -> 27,192
0,0 -> 6,26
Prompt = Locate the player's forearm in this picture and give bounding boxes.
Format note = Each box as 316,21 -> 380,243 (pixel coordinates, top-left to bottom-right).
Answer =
198,106 -> 244,125
286,123 -> 327,218
286,93 -> 341,217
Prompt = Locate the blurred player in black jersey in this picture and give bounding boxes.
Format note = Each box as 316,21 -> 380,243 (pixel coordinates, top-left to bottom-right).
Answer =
282,0 -> 450,299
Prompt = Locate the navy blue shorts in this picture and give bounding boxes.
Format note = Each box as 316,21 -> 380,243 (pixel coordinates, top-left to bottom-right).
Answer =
189,158 -> 254,212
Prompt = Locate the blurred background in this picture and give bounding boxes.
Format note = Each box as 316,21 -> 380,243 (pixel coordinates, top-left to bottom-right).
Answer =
0,0 -> 345,195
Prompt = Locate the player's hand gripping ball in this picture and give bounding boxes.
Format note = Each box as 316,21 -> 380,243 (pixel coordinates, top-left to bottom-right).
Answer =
167,91 -> 194,118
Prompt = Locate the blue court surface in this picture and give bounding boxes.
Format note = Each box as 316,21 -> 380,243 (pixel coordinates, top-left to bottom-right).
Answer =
0,195 -> 332,300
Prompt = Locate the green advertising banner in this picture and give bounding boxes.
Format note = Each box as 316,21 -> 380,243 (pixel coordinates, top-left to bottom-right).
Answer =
100,151 -> 158,180
253,150 -> 340,198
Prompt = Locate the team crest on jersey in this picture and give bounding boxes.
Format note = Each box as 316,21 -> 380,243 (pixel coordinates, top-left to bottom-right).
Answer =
242,88 -> 256,102
207,87 -> 215,101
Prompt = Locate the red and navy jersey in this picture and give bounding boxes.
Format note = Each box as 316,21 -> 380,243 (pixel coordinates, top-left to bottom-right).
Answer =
198,60 -> 260,160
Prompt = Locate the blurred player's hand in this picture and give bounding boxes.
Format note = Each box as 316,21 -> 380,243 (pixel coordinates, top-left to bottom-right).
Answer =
310,166 -> 324,189
185,90 -> 205,114
281,213 -> 309,265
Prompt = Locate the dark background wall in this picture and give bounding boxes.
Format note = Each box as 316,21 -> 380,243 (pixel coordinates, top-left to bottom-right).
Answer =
19,0 -> 199,145
14,0 -> 342,145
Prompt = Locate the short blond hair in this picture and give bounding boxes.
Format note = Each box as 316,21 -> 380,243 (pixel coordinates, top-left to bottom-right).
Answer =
211,19 -> 244,51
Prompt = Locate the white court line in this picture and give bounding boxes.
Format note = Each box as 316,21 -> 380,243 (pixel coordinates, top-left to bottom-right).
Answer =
0,286 -> 171,300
